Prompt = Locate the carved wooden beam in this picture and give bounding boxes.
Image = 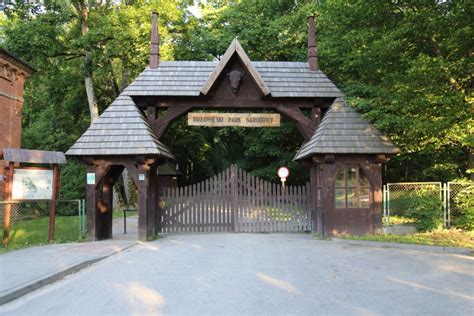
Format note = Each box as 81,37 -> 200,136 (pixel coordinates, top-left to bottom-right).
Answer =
150,105 -> 193,139
93,162 -> 112,187
147,106 -> 156,125
359,161 -> 382,188
310,107 -> 321,126
134,155 -> 157,166
107,165 -> 125,186
323,154 -> 335,163
375,154 -> 390,163
274,105 -> 315,141
123,162 -> 138,185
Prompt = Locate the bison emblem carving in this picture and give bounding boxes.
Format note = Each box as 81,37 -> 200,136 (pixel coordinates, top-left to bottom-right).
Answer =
227,70 -> 244,94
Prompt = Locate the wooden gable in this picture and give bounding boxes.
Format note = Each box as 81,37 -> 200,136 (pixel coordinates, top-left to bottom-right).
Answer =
201,38 -> 271,98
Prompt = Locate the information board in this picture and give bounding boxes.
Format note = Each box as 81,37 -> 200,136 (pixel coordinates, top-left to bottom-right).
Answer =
12,169 -> 54,200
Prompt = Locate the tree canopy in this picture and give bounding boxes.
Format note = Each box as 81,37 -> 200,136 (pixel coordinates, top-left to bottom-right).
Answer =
1,0 -> 472,199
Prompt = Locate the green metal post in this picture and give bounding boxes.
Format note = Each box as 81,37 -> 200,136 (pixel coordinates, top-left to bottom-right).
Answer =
387,184 -> 390,225
382,185 -> 386,225
78,199 -> 81,238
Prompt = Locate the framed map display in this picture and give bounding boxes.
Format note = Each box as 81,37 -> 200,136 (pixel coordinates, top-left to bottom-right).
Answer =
11,168 -> 54,200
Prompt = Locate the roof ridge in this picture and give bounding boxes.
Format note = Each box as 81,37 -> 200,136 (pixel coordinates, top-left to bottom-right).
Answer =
120,44 -> 343,98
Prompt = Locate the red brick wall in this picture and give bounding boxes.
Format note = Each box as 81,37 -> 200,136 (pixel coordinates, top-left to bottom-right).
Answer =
0,54 -> 31,200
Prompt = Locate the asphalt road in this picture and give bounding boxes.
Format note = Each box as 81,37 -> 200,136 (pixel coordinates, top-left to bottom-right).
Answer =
1,234 -> 473,315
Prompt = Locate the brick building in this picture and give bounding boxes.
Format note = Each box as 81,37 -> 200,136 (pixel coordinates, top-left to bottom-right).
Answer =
0,48 -> 34,199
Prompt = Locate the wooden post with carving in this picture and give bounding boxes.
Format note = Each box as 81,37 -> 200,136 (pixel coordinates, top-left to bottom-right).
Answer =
137,163 -> 149,241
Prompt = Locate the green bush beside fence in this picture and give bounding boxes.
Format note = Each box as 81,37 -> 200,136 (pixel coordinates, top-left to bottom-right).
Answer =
453,185 -> 474,230
403,190 -> 444,232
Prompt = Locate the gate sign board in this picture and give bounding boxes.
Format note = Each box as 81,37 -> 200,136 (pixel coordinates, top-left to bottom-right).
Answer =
12,169 -> 54,200
188,113 -> 280,127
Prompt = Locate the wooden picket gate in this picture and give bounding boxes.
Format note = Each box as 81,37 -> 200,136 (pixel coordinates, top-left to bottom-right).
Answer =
159,165 -> 311,233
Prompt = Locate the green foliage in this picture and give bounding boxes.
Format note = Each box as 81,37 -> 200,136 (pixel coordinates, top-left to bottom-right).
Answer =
173,0 -> 472,183
1,1 -> 187,195
404,190 -> 443,232
0,0 -> 471,191
389,193 -> 419,217
163,116 -> 307,185
112,210 -> 137,219
127,177 -> 138,207
316,1 -> 473,182
59,161 -> 86,200
453,184 -> 474,231
387,216 -> 415,226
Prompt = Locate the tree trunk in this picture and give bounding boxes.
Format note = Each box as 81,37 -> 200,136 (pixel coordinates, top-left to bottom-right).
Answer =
121,56 -> 129,92
79,4 -> 99,123
469,150 -> 474,181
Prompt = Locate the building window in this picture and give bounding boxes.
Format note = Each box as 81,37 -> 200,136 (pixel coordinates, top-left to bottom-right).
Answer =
335,166 -> 370,209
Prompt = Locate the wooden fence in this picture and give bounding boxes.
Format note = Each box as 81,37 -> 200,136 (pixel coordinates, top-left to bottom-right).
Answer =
159,165 -> 311,233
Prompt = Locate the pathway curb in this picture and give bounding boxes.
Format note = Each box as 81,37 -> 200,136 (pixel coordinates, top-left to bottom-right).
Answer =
332,238 -> 473,255
0,243 -> 137,306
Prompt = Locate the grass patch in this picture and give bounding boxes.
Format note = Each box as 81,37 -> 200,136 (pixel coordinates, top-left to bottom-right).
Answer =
147,234 -> 163,241
387,216 -> 416,225
1,216 -> 82,253
113,209 -> 138,219
341,229 -> 474,249
313,233 -> 331,240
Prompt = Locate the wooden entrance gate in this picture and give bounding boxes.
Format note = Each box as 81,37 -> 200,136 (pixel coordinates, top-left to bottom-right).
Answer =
159,165 -> 311,233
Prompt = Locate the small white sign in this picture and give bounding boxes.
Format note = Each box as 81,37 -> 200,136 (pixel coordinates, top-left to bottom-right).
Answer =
277,167 -> 290,179
277,166 -> 290,188
139,174 -> 145,181
87,173 -> 95,185
12,169 -> 54,200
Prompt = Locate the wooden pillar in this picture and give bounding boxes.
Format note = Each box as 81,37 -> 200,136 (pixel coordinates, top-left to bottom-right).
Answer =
305,107 -> 321,233
147,164 -> 158,236
98,176 -> 114,240
372,164 -> 383,234
155,166 -> 165,234
137,163 -> 150,241
102,165 -> 125,239
320,161 -> 344,236
2,162 -> 14,247
86,164 -> 98,241
309,165 -> 319,233
363,162 -> 382,234
48,164 -> 60,242
320,164 -> 331,236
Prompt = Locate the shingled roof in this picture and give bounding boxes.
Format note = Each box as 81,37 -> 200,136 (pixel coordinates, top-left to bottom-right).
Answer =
121,61 -> 343,98
66,95 -> 173,158
294,99 -> 399,160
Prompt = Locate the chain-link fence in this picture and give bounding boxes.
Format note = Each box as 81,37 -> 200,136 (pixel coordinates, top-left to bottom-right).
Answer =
0,199 -> 86,247
446,182 -> 474,228
383,182 -> 442,225
383,181 -> 473,229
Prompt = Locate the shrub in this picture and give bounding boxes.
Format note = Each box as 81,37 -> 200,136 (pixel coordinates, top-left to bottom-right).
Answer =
404,190 -> 443,232
389,192 -> 415,217
59,160 -> 86,200
453,184 -> 474,231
